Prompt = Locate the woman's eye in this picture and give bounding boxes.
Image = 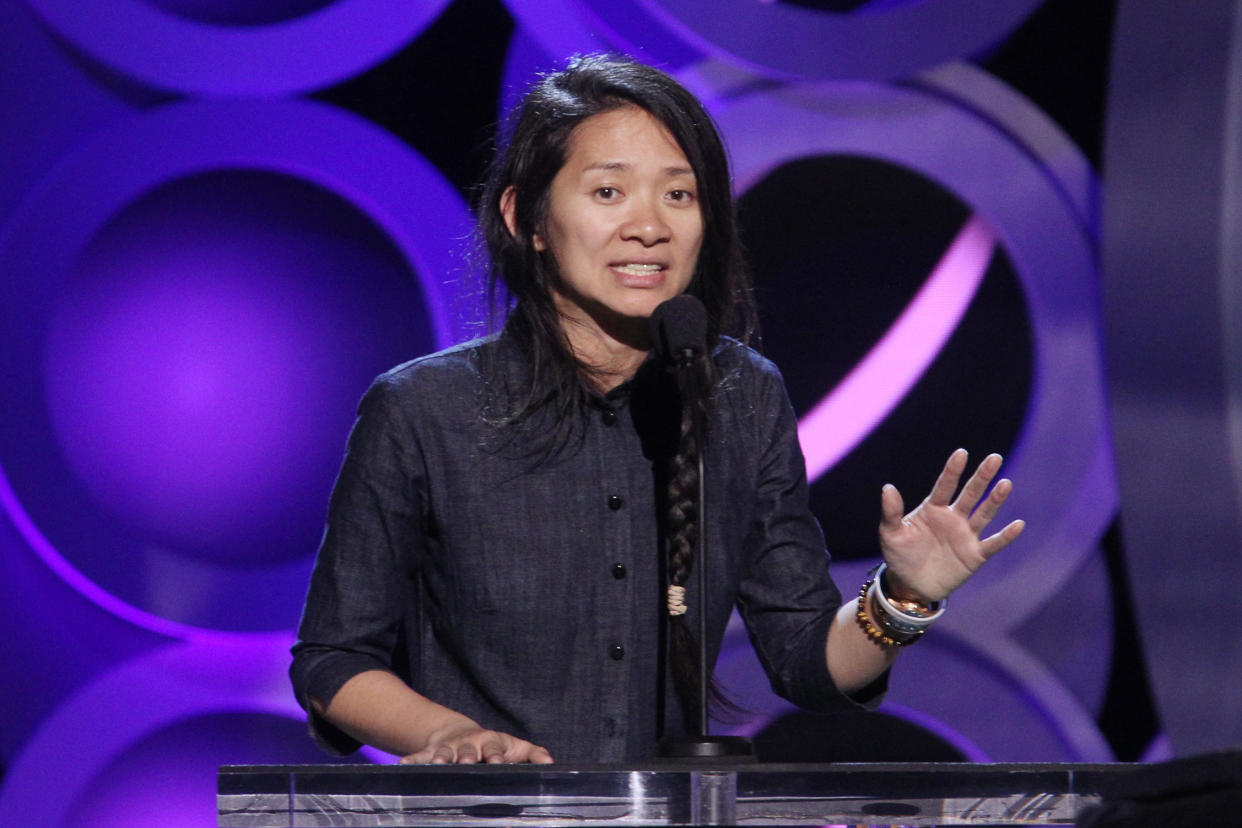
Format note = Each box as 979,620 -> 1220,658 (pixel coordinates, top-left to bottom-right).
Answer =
595,187 -> 618,199
668,189 -> 695,203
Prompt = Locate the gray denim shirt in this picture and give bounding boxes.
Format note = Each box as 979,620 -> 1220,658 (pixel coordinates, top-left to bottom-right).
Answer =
290,333 -> 882,763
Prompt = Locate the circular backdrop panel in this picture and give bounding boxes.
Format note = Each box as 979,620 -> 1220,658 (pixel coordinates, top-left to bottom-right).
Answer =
21,0 -> 452,95
0,639 -> 382,826
582,0 -> 1045,80
0,98 -> 476,638
700,63 -> 1112,760
712,70 -> 1110,628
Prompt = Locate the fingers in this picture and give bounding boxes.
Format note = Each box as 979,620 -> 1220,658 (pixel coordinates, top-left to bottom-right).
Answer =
967,475 -> 1011,532
951,452 -> 1002,516
401,731 -> 555,766
980,518 -> 1026,559
494,741 -> 554,764
400,743 -> 456,764
926,448 -> 969,507
481,738 -> 506,764
528,745 -> 555,764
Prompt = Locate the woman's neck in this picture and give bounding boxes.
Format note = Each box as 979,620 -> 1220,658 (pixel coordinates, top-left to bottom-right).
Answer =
556,308 -> 649,393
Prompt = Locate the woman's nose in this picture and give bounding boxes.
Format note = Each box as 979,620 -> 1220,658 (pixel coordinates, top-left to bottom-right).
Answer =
620,198 -> 671,246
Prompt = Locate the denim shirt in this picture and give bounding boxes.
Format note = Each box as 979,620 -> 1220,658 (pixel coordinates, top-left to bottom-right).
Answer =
290,333 -> 882,764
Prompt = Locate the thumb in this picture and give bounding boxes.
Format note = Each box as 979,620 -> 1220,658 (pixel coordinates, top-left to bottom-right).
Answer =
879,483 -> 904,531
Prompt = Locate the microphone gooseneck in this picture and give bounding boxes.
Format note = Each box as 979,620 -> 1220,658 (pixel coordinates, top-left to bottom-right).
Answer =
649,295 -> 753,761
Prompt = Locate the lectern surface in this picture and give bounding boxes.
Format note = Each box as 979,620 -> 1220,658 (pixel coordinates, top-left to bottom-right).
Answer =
218,761 -> 1133,826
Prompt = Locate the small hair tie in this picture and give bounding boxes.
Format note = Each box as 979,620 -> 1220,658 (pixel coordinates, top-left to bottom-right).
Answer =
667,584 -> 687,616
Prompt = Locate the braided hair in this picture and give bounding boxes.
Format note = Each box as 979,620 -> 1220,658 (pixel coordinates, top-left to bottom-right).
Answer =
477,53 -> 758,724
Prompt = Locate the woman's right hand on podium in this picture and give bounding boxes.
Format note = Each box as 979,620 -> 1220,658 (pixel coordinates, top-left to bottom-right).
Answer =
399,722 -> 554,764
314,670 -> 555,765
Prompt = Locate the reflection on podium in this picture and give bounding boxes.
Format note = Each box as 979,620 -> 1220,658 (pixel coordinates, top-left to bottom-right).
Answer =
217,759 -> 1172,826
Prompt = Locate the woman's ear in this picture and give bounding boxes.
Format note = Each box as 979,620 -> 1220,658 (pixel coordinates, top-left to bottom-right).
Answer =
500,186 -> 519,237
501,186 -> 546,251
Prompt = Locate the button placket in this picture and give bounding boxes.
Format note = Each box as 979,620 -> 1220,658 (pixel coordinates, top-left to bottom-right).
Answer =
595,397 -> 637,757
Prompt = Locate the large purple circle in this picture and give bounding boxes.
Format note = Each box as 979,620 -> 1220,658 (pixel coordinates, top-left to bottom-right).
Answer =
42,171 -> 423,568
699,62 -> 1112,760
0,98 -> 476,637
713,71 -> 1110,625
21,0 -> 452,95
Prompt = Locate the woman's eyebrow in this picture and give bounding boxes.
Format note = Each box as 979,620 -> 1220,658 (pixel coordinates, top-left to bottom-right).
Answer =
579,161 -> 694,177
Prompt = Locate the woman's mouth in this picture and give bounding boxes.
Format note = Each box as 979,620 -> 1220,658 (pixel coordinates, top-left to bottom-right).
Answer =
612,262 -> 664,277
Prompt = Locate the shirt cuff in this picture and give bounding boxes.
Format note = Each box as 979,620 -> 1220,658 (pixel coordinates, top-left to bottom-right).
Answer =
292,651 -> 390,756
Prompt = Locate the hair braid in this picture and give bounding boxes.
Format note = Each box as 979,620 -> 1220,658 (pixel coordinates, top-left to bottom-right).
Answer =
664,356 -> 723,726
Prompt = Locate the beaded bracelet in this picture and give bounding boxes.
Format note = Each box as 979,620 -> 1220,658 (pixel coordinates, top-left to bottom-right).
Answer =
855,573 -> 921,648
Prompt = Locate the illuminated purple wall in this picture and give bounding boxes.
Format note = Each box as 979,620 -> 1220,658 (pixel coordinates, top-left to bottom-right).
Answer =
3,0 -> 1233,824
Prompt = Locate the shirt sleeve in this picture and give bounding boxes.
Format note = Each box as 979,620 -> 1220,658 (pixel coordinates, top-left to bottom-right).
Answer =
734,363 -> 888,712
289,375 -> 425,755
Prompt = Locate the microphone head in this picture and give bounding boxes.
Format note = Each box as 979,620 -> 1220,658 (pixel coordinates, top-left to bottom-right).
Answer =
649,294 -> 708,362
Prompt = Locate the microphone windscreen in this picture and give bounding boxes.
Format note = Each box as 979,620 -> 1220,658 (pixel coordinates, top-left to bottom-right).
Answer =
649,294 -> 708,361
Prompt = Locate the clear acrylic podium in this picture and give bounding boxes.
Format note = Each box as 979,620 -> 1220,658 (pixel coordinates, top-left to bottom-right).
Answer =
217,761 -> 1137,826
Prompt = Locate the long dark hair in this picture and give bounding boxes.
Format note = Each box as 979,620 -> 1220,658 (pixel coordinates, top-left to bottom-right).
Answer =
478,53 -> 756,427
478,54 -> 756,728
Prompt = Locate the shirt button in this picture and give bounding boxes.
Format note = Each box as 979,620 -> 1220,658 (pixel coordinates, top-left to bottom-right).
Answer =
602,409 -> 617,426
607,494 -> 624,511
609,644 -> 625,660
612,563 -> 627,579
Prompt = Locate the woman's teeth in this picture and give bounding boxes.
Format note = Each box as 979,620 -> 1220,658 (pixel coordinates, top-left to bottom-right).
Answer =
614,263 -> 663,275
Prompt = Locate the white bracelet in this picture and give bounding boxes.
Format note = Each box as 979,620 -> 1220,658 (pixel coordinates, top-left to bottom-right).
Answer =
872,563 -> 946,629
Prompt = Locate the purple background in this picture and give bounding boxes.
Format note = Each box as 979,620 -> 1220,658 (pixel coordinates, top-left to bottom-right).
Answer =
2,0 -> 1238,824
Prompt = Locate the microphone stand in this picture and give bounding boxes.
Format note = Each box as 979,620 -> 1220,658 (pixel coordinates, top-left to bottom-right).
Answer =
658,349 -> 753,761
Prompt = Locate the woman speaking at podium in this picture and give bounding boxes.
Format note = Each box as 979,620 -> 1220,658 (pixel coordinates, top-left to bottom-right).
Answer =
290,54 -> 1024,766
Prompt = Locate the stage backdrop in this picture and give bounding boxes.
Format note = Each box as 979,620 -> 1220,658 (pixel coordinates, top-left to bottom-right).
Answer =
2,0 -> 1238,825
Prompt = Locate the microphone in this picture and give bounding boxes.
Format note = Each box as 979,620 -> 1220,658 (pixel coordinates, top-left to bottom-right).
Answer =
649,295 -> 755,761
648,294 -> 708,366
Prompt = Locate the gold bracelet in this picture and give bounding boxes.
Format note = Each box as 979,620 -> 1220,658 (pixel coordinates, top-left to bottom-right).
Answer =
855,570 -> 924,648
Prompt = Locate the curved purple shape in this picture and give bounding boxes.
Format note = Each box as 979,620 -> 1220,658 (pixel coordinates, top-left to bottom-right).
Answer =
0,98 -> 476,638
584,0 -> 1045,80
144,0 -> 334,26
22,0 -> 452,95
714,72 -> 1110,631
798,214 -> 995,481
703,66 -> 1111,760
0,639 -> 301,825
878,702 -> 992,763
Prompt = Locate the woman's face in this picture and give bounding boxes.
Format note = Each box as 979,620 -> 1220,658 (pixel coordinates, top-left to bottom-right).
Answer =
535,105 -> 704,337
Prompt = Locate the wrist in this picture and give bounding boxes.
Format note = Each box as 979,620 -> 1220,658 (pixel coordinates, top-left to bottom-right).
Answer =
880,566 -> 931,605
855,564 -> 946,649
876,563 -> 945,622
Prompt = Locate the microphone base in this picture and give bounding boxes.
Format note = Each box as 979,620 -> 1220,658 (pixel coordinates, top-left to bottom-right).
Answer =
657,735 -> 755,760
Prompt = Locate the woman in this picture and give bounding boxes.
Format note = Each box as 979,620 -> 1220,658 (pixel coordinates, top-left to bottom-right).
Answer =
290,54 -> 1023,766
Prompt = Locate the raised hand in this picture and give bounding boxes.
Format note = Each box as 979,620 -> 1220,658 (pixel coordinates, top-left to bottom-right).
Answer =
877,448 -> 1024,604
